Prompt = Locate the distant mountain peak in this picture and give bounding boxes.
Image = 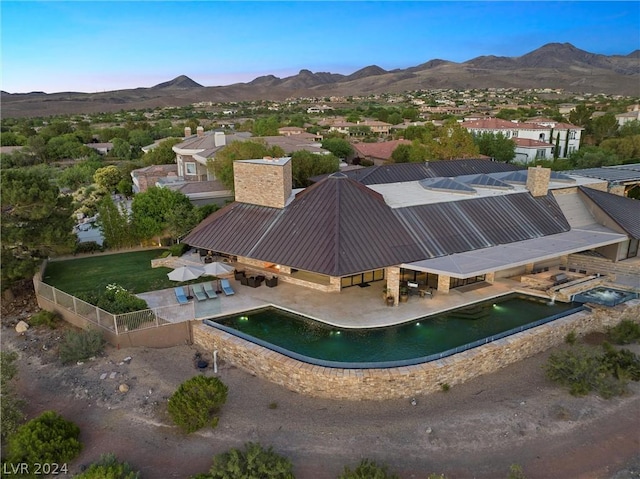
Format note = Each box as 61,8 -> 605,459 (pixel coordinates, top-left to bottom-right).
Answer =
152,75 -> 203,89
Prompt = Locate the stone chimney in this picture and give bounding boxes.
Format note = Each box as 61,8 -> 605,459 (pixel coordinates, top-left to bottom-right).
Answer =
184,127 -> 192,137
233,157 -> 292,208
526,165 -> 551,197
214,131 -> 226,147
196,126 -> 204,137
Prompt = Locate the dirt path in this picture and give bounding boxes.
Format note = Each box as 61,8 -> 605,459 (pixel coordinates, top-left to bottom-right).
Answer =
2,286 -> 639,478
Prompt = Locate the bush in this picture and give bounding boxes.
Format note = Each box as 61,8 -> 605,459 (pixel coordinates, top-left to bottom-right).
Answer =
74,453 -> 140,479
80,283 -> 148,315
197,442 -> 294,479
544,347 -> 608,396
75,241 -> 103,254
29,310 -> 60,329
168,376 -> 228,433
608,320 -> 640,345
601,342 -> 640,381
59,328 -> 105,364
507,464 -> 527,479
564,330 -> 577,345
1,351 -> 25,442
7,411 -> 81,474
339,459 -> 399,479
168,242 -> 189,257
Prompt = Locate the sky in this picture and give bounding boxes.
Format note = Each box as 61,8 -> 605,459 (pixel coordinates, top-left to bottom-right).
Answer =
2,1 -> 639,94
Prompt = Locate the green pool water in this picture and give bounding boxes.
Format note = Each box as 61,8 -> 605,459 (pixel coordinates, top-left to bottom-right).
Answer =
208,294 -> 582,367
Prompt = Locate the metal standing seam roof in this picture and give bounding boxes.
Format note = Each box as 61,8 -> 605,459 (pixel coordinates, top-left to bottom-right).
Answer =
578,186 -> 640,239
571,164 -> 640,183
248,173 -> 425,276
393,192 -> 570,259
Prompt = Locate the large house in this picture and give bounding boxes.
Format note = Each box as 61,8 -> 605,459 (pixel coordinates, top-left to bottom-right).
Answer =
461,118 -> 584,160
184,158 -> 639,304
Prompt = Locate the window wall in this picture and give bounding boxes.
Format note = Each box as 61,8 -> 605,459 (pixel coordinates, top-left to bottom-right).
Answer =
340,269 -> 385,288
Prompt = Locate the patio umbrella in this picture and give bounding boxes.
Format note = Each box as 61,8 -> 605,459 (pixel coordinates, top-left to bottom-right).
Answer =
167,265 -> 205,282
203,261 -> 234,276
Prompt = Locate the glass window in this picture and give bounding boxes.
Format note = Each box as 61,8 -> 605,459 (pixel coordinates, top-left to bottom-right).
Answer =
185,162 -> 197,175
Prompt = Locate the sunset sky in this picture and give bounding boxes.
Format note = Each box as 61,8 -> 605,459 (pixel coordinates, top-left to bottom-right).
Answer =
2,1 -> 639,93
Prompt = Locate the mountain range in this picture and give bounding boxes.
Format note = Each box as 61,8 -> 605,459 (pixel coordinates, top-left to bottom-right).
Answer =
2,43 -> 639,118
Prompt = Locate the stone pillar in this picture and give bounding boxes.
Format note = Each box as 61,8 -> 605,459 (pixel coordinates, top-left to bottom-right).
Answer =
437,275 -> 450,294
524,263 -> 534,274
608,185 -> 625,196
526,166 -> 551,197
386,266 -> 400,306
485,272 -> 495,284
279,265 -> 292,274
329,276 -> 341,292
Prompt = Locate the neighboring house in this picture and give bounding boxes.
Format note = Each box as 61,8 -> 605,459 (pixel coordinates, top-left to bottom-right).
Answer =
512,138 -> 554,164
307,105 -> 334,114
130,164 -> 179,193
257,135 -> 330,155
328,119 -> 392,137
616,110 -> 640,127
278,126 -> 306,136
461,118 -> 583,158
84,142 -> 113,155
184,158 -> 638,305
352,139 -> 411,165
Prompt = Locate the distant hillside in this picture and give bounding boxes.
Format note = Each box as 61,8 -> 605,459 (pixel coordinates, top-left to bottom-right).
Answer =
2,43 -> 639,118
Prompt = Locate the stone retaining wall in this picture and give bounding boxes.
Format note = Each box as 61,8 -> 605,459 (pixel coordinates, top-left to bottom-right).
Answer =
193,301 -> 639,400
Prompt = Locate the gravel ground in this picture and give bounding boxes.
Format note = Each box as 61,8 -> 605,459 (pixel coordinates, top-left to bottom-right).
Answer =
2,282 -> 639,478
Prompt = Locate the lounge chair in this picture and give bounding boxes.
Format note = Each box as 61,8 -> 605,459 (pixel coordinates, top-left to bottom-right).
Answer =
203,282 -> 218,299
191,284 -> 207,302
220,279 -> 235,296
174,287 -> 189,305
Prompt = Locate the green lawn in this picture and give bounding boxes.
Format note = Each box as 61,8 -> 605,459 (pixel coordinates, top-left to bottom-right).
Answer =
43,249 -> 179,296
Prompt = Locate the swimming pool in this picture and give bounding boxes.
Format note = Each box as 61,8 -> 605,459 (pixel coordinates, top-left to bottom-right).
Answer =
205,294 -> 583,368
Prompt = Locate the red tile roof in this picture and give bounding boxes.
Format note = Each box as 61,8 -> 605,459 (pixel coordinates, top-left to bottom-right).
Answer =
353,140 -> 411,160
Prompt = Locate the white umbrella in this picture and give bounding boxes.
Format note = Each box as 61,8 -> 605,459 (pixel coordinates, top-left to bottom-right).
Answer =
167,265 -> 205,282
203,261 -> 234,276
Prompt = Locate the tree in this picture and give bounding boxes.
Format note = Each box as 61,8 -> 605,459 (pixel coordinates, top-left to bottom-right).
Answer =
110,138 -> 133,160
209,140 -> 285,190
142,137 -> 182,166
75,453 -> 140,479
57,159 -> 103,190
7,411 -> 82,469
1,351 -> 25,444
198,442 -> 294,479
569,104 -> 594,129
473,132 -> 516,163
321,138 -> 353,159
168,376 -> 228,433
290,150 -> 339,187
431,121 -> 479,160
253,116 -> 280,136
131,187 -> 197,241
94,165 -> 123,193
98,196 -> 137,249
591,113 -> 619,145
391,143 -> 411,163
1,167 -> 75,291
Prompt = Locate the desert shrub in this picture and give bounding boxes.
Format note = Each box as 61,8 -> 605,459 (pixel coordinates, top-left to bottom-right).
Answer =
7,411 -> 81,474
440,382 -> 450,392
168,376 -> 228,433
339,459 -> 399,479
1,351 -> 25,442
29,310 -> 60,329
196,442 -> 294,479
75,453 -> 140,479
59,328 -> 105,364
601,342 -> 640,381
608,320 -> 640,345
507,464 -> 527,479
564,330 -> 577,345
544,346 -> 608,396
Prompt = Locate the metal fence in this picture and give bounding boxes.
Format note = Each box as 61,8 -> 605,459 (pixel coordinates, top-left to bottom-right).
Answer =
35,280 -> 194,334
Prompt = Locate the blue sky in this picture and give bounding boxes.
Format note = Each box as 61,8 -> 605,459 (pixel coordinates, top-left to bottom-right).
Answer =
2,1 -> 639,93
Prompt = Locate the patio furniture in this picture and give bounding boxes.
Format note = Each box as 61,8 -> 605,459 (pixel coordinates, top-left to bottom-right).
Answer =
234,270 -> 246,281
220,279 -> 235,296
265,276 -> 278,287
240,275 -> 249,286
174,287 -> 189,305
247,276 -> 264,288
419,288 -> 433,299
191,284 -> 207,302
551,273 -> 569,286
203,282 -> 218,299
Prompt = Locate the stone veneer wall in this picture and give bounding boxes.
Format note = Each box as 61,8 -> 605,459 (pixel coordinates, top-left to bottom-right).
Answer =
193,301 -> 639,400
233,159 -> 292,208
526,166 -> 551,197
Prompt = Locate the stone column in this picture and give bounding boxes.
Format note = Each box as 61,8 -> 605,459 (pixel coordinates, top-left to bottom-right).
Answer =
485,272 -> 495,284
329,276 -> 341,292
524,263 -> 534,274
437,274 -> 450,294
386,266 -> 400,306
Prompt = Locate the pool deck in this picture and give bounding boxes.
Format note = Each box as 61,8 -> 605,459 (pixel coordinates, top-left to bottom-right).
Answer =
139,276 -> 542,328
